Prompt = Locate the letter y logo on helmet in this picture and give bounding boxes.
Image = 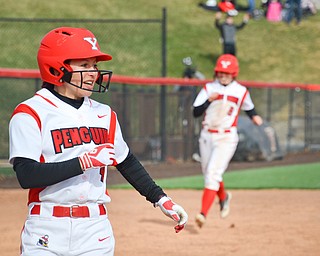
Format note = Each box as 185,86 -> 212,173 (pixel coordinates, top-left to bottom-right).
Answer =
83,37 -> 98,50
221,61 -> 231,69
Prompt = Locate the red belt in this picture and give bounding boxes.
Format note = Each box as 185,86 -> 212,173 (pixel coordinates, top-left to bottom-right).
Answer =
30,204 -> 106,218
208,129 -> 231,133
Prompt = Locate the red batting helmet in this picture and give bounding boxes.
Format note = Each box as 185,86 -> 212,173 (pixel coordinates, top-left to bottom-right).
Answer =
214,54 -> 239,78
37,27 -> 113,92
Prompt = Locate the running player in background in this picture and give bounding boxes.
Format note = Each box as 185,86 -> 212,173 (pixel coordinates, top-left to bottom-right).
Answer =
193,54 -> 263,228
9,27 -> 188,256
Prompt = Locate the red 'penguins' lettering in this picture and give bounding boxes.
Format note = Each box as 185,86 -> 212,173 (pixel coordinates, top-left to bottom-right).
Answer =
51,127 -> 109,153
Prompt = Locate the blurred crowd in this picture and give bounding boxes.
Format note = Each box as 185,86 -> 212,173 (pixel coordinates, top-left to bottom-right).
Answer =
199,0 -> 318,24
197,0 -> 318,56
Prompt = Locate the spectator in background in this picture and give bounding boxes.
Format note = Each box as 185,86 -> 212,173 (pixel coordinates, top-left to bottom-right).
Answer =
178,57 -> 205,163
301,0 -> 317,17
205,0 -> 218,7
181,57 -> 206,81
266,0 -> 282,22
198,0 -> 220,11
218,0 -> 239,16
199,0 -> 256,18
199,0 -> 237,13
215,11 -> 249,56
177,57 -> 205,111
247,0 -> 256,17
284,0 -> 302,24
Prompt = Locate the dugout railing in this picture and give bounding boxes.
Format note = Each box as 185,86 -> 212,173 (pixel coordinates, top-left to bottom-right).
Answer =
1,68 -> 320,162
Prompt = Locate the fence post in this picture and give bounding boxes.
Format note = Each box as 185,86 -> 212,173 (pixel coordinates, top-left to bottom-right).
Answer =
304,90 -> 312,151
122,83 -> 128,139
266,88 -> 272,122
286,89 -> 294,152
160,7 -> 167,162
35,78 -> 41,92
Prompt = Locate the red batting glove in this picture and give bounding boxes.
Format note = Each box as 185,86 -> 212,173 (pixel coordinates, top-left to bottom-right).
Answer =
156,196 -> 188,233
79,143 -> 115,171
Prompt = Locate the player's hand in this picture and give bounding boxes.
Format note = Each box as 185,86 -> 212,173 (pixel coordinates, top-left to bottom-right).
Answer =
156,196 -> 188,233
252,115 -> 263,126
243,13 -> 250,23
79,143 -> 115,170
208,92 -> 219,102
215,12 -> 222,19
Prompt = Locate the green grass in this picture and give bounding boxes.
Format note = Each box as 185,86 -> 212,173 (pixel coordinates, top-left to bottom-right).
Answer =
110,162 -> 320,189
3,162 -> 319,189
0,0 -> 319,83
0,167 -> 15,177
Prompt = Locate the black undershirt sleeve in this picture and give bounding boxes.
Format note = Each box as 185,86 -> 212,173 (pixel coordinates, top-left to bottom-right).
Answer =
116,152 -> 166,204
13,157 -> 83,189
193,100 -> 211,118
245,108 -> 258,119
14,151 -> 167,204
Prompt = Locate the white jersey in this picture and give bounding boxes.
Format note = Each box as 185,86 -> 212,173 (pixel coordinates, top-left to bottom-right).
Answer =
9,88 -> 129,206
193,79 -> 254,130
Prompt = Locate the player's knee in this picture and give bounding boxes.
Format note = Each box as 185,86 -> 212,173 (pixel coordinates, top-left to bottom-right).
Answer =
204,180 -> 220,191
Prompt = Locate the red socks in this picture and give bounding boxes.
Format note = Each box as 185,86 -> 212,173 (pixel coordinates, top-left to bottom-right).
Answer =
217,181 -> 227,201
200,182 -> 226,217
200,188 -> 217,217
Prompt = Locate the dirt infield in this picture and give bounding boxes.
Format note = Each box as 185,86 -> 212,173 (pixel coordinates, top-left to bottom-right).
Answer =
0,151 -> 319,255
1,189 -> 320,256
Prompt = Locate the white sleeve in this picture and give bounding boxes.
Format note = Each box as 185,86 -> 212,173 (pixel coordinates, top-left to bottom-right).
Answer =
113,118 -> 130,164
9,113 -> 42,164
193,87 -> 209,107
241,91 -> 255,111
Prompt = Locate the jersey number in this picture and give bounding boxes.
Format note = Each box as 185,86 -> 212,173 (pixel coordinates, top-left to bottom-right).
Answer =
227,106 -> 234,116
100,167 -> 106,183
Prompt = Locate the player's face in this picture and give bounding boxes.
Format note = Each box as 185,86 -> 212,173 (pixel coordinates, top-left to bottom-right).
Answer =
58,58 -> 99,100
226,17 -> 234,24
216,72 -> 233,86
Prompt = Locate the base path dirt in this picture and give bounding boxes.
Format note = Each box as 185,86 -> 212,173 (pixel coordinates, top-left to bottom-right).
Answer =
1,189 -> 319,256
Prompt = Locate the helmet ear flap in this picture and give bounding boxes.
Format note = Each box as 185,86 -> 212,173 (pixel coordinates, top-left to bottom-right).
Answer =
60,68 -> 72,83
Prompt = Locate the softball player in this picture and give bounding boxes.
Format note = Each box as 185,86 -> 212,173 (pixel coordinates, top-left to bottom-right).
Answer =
9,27 -> 187,256
193,54 -> 263,228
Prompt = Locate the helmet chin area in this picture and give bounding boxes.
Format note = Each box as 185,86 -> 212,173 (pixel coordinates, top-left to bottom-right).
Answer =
61,69 -> 113,93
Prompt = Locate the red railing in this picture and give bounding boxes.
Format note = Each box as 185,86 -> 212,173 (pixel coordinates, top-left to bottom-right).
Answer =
1,68 -> 320,91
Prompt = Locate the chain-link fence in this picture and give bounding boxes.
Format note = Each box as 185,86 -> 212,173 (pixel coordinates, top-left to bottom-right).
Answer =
1,15 -> 319,162
1,75 -> 320,161
0,15 -> 165,160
